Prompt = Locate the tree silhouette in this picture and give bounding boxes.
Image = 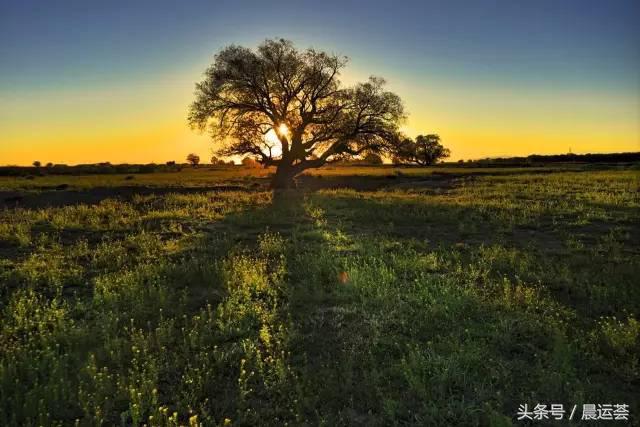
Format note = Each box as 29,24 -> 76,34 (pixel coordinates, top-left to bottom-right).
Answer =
189,38 -> 405,188
394,134 -> 450,166
186,153 -> 200,167
363,153 -> 383,165
210,155 -> 226,166
32,161 -> 41,168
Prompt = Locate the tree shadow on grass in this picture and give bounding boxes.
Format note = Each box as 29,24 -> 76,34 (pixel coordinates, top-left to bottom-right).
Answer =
211,188 -> 639,424
200,190 -> 575,424
3,185 -> 637,425
258,193 -> 547,423
309,190 -> 640,312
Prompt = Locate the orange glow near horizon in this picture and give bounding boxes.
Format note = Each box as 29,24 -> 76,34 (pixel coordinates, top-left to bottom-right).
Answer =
0,67 -> 638,166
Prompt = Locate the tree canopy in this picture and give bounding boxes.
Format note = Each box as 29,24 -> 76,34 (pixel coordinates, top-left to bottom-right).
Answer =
186,153 -> 200,167
189,38 -> 405,188
393,134 -> 450,166
363,153 -> 384,165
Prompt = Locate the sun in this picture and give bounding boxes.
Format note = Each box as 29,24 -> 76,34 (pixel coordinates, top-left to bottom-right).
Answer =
277,123 -> 289,136
262,123 -> 289,159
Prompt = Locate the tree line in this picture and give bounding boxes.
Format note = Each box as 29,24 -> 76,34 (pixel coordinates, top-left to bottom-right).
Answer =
459,152 -> 640,167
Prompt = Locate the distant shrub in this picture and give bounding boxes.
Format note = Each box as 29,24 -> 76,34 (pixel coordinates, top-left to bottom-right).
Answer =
186,153 -> 200,167
241,157 -> 261,168
210,156 -> 227,166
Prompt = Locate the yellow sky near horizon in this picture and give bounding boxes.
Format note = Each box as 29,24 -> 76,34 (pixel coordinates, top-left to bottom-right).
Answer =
1,67 -> 638,166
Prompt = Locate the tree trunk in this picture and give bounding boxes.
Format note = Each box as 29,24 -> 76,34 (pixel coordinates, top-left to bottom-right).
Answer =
271,164 -> 297,189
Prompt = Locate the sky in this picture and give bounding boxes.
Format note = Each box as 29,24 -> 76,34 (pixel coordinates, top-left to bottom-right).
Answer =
1,0 -> 638,165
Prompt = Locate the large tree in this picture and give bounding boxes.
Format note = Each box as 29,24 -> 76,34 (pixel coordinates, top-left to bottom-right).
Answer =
189,39 -> 405,188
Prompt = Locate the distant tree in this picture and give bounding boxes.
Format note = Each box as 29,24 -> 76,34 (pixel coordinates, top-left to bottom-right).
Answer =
210,155 -> 226,166
45,162 -> 53,168
393,134 -> 450,166
186,153 -> 200,167
363,153 -> 383,165
241,157 -> 260,168
226,160 -> 236,166
166,160 -> 176,166
189,38 -> 405,189
32,161 -> 41,168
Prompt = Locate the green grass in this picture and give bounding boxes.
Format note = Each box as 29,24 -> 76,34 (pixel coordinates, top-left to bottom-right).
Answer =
0,168 -> 271,191
0,165 -> 638,426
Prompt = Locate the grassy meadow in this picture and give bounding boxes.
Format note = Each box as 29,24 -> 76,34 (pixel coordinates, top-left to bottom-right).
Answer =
0,164 -> 639,426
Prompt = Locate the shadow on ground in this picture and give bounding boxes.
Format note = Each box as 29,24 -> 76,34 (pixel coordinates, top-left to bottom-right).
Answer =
0,184 -> 267,209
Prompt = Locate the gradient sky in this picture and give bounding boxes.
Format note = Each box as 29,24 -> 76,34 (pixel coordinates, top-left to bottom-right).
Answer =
1,0 -> 638,165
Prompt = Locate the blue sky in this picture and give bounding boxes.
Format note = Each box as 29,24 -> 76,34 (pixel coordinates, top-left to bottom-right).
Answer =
1,0 -> 638,164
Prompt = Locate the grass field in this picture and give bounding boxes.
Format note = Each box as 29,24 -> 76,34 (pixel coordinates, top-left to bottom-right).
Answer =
1,165 -> 639,426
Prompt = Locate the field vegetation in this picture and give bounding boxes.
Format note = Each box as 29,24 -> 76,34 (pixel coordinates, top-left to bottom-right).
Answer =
0,164 -> 638,425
